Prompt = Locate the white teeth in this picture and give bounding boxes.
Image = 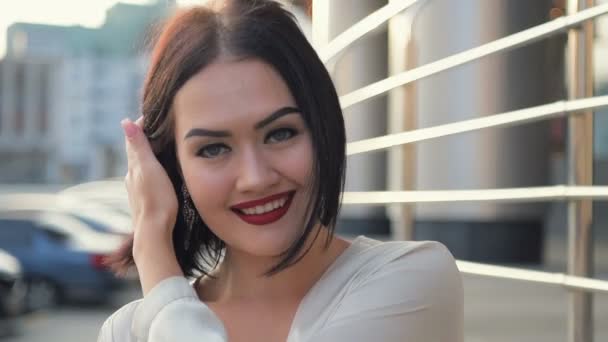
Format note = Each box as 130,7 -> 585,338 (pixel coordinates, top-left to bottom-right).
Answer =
239,195 -> 290,216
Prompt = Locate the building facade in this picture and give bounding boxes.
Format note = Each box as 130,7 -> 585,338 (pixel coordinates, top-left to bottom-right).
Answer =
1,2 -> 167,183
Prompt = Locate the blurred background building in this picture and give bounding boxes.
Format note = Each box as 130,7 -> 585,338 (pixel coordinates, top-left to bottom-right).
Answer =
0,1 -> 167,183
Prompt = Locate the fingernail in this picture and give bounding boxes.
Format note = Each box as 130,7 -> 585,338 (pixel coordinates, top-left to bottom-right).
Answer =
121,119 -> 137,138
135,115 -> 144,125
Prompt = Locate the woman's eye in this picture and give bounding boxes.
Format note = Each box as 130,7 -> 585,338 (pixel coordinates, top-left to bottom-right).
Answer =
266,128 -> 297,143
197,144 -> 230,158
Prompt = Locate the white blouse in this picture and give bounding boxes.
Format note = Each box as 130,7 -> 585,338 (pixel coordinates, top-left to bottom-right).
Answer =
97,236 -> 464,342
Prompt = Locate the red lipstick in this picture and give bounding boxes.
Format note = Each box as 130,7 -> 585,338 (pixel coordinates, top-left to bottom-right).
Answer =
231,191 -> 295,226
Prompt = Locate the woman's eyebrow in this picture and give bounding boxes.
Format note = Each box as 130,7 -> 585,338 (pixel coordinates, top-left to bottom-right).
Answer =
184,106 -> 300,140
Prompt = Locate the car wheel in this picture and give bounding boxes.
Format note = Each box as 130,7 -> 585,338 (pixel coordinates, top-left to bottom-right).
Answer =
5,278 -> 28,315
25,278 -> 59,311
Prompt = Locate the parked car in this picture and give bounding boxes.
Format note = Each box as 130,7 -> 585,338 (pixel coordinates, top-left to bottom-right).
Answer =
0,211 -> 127,311
60,179 -> 131,216
0,249 -> 25,337
0,193 -> 132,235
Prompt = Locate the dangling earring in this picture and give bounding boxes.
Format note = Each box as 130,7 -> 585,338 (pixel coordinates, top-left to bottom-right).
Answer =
181,183 -> 196,249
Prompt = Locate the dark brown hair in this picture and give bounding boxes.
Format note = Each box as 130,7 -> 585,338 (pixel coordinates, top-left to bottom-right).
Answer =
107,0 -> 346,278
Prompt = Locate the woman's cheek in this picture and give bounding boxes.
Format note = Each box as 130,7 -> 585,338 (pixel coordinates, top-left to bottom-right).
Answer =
183,162 -> 230,209
283,139 -> 314,180
191,168 -> 228,197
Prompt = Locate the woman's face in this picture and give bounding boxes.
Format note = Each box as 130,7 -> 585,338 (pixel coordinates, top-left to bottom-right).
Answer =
173,58 -> 314,257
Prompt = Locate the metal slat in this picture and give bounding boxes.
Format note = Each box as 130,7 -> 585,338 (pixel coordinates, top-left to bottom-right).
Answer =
319,0 -> 420,62
457,261 -> 608,294
342,185 -> 608,205
347,95 -> 608,155
338,3 -> 608,109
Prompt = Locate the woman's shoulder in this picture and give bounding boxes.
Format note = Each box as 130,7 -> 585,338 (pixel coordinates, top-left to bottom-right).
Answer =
339,236 -> 458,277
98,299 -> 143,342
292,236 -> 463,341
330,236 -> 462,302
312,235 -> 461,304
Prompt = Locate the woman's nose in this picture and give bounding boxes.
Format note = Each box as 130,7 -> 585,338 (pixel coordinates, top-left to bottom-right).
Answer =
235,147 -> 280,194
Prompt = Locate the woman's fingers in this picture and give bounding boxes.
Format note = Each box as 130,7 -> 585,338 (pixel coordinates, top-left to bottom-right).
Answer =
135,115 -> 144,128
121,118 -> 153,166
120,117 -> 177,226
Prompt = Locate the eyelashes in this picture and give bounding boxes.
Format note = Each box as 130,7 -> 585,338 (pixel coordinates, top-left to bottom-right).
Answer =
197,144 -> 229,159
196,127 -> 299,159
265,127 -> 297,143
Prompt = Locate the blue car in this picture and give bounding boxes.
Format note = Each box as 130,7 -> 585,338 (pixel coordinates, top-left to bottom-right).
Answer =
0,210 -> 128,311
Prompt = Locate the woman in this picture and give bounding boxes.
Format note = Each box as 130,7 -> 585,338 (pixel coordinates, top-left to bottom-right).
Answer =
98,0 -> 463,341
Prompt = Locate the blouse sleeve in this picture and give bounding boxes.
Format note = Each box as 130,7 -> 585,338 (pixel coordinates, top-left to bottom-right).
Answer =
98,276 -> 227,342
312,242 -> 464,342
134,277 -> 227,342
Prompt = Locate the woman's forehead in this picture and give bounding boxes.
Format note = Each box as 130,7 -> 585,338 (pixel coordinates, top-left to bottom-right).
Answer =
173,59 -> 298,129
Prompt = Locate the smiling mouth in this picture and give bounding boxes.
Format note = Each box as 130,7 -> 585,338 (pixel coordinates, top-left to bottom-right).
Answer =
231,191 -> 295,226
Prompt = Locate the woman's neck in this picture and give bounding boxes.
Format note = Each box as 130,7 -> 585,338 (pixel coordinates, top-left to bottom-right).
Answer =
197,229 -> 351,304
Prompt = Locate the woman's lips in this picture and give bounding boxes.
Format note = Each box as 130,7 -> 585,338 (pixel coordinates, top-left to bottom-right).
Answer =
230,190 -> 294,210
231,191 -> 295,226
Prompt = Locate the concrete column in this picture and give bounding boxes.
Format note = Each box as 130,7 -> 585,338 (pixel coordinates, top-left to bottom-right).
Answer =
410,0 -> 554,262
314,0 -> 390,236
387,1 -> 421,241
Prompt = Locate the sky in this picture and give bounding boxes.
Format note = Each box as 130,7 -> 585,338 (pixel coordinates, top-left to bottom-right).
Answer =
0,0 -> 205,58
